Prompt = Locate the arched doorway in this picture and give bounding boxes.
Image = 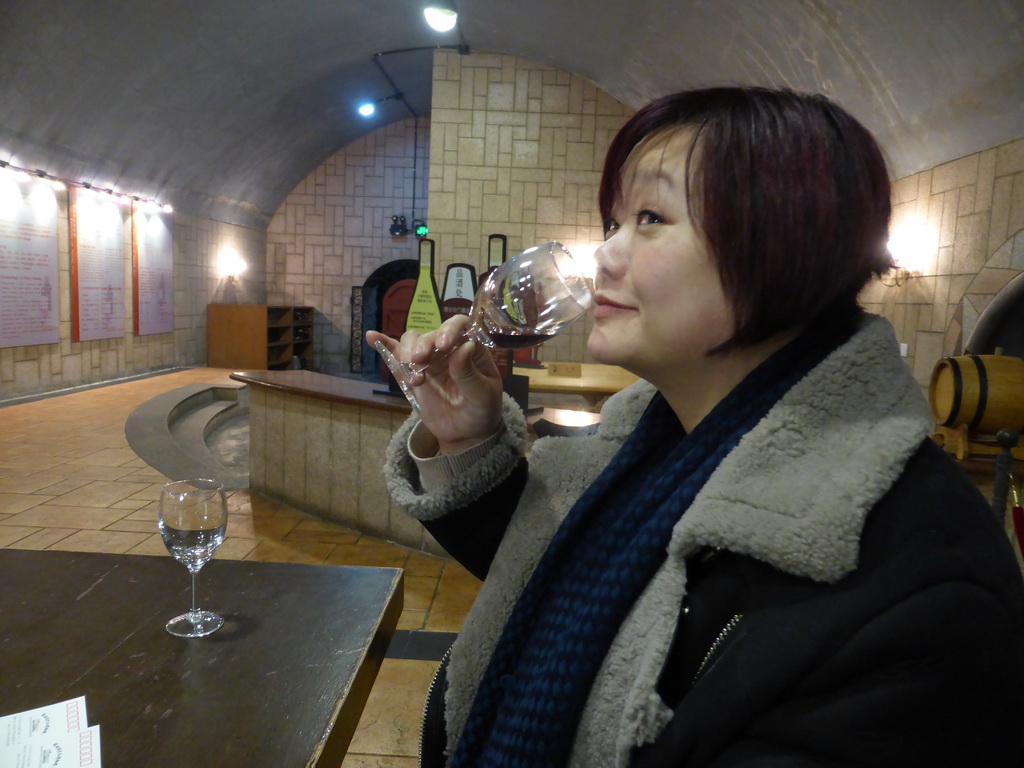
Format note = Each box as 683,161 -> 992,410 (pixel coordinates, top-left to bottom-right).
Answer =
350,259 -> 417,376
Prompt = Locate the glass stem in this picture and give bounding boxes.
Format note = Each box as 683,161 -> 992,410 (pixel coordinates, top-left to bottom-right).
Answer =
190,569 -> 198,614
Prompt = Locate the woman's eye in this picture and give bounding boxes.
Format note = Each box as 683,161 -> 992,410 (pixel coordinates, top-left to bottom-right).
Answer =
603,218 -> 620,238
636,210 -> 663,226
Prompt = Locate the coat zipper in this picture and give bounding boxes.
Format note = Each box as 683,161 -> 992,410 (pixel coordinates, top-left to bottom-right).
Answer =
692,613 -> 743,684
420,644 -> 453,768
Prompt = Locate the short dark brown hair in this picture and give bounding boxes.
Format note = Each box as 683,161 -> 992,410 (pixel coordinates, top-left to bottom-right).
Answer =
600,86 -> 893,351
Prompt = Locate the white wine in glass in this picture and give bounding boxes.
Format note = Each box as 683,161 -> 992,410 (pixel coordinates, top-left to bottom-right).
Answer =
159,478 -> 228,638
374,241 -> 593,411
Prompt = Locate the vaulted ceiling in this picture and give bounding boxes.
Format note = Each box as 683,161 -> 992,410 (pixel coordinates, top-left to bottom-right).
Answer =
1,0 -> 1020,229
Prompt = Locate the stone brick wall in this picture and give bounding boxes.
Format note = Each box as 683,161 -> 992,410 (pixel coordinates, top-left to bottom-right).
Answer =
0,193 -> 265,402
265,119 -> 429,375
264,51 -> 633,375
427,49 -> 633,364
860,137 -> 1024,389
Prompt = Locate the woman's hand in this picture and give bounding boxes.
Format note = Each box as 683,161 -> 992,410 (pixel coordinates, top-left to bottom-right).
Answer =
367,315 -> 504,453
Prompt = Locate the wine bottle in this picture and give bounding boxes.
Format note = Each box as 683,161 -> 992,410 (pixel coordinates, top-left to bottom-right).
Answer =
441,263 -> 478,319
405,238 -> 443,333
478,233 -> 506,288
484,234 -> 542,367
480,234 -> 514,379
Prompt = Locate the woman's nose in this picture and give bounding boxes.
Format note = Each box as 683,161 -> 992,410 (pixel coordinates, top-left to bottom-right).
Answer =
593,235 -> 626,280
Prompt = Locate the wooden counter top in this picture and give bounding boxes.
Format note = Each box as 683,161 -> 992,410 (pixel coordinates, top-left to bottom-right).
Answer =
229,370 -> 412,414
513,363 -> 638,404
231,365 -> 638,411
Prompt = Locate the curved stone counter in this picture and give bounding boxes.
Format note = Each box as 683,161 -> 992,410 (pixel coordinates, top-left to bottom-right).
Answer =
228,371 -> 442,555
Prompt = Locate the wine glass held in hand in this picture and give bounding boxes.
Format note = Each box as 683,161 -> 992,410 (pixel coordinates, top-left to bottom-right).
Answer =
159,478 -> 228,638
374,241 -> 593,412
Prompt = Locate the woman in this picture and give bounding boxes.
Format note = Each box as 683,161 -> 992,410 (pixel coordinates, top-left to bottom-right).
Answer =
368,87 -> 1024,767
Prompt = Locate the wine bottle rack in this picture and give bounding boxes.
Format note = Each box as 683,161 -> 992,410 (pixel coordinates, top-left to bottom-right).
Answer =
207,304 -> 315,370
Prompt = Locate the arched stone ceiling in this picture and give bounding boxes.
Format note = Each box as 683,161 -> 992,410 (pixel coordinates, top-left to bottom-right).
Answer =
1,0 -> 1020,229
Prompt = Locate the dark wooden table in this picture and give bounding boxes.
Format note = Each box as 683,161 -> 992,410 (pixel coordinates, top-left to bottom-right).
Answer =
0,549 -> 403,767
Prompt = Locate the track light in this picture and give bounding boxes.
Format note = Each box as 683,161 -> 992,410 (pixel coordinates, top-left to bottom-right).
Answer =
0,160 -> 170,211
424,1 -> 457,32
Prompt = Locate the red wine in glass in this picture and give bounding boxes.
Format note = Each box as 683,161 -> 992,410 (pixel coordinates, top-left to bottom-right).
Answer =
479,328 -> 559,350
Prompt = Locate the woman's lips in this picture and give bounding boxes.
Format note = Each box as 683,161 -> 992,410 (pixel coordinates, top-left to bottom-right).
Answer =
592,295 -> 633,319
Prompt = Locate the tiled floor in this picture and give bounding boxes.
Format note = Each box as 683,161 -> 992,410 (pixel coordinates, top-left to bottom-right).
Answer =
0,367 -> 483,768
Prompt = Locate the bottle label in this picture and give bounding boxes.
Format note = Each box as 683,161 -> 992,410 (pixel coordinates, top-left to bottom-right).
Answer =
406,269 -> 444,332
406,239 -> 443,333
442,264 -> 477,319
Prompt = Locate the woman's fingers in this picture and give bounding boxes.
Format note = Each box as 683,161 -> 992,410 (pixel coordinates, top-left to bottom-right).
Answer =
367,318 -> 495,399
434,315 -> 472,353
368,315 -> 473,359
367,325 -> 502,443
365,329 -> 395,352
450,341 -> 501,398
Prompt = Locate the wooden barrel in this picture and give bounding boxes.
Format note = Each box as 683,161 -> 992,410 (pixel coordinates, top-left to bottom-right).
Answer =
929,354 -> 1024,435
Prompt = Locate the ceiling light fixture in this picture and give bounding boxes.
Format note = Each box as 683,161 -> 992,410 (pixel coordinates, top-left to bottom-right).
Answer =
424,1 -> 458,32
356,90 -> 407,118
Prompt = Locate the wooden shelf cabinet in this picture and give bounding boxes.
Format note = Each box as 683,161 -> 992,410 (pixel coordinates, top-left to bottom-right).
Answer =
207,304 -> 314,370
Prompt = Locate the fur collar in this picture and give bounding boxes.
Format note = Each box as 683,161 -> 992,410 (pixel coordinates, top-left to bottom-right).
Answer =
602,313 -> 933,581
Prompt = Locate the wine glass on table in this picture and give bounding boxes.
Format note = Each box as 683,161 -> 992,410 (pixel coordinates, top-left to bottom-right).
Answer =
158,478 -> 228,638
374,241 -> 593,412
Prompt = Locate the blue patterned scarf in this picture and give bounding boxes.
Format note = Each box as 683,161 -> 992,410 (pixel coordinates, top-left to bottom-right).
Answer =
449,316 -> 858,768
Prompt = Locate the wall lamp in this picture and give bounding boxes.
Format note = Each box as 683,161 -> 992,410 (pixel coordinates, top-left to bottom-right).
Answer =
880,264 -> 915,288
216,247 -> 247,281
424,1 -> 458,32
882,218 -> 933,287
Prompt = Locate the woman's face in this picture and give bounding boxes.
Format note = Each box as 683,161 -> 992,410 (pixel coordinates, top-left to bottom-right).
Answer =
587,130 -> 735,384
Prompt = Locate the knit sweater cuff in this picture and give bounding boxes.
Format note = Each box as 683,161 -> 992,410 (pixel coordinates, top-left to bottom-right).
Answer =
410,421 -> 504,493
383,393 -> 528,521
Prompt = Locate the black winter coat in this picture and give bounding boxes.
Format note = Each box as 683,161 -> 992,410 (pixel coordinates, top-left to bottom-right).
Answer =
425,439 -> 1024,766
384,317 -> 1024,767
